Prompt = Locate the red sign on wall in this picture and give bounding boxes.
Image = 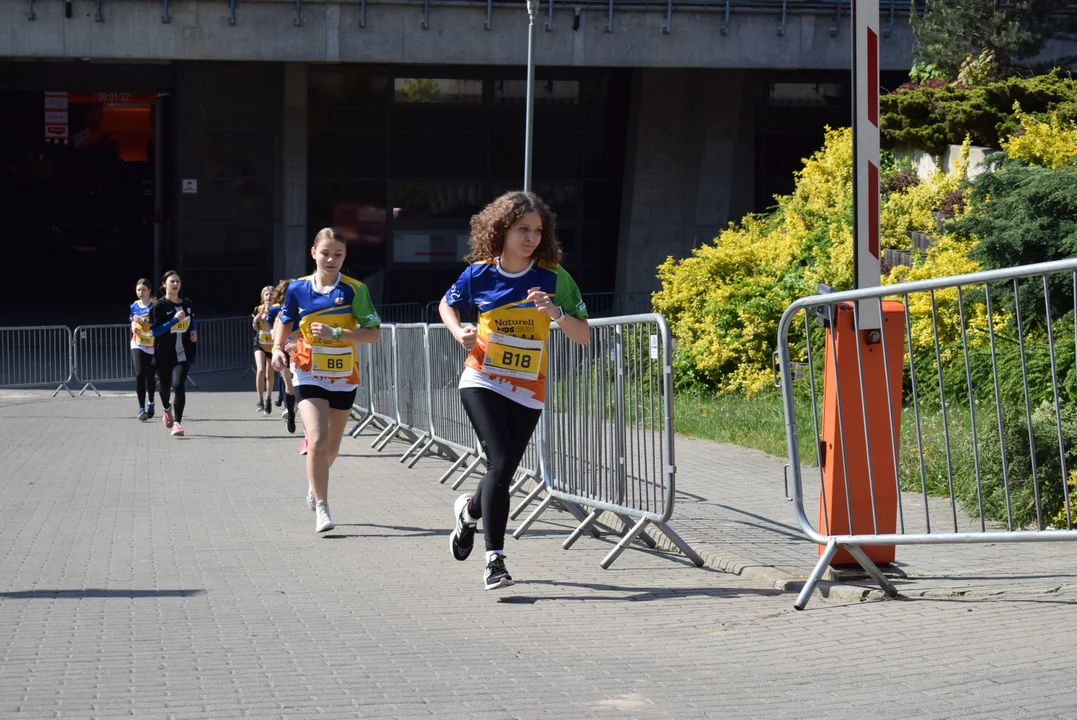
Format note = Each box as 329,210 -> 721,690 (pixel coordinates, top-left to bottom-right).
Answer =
44,92 -> 68,143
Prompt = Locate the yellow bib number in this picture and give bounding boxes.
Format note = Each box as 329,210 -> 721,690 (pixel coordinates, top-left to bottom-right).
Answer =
482,332 -> 543,381
136,331 -> 154,349
258,330 -> 273,347
172,318 -> 191,334
311,345 -> 355,380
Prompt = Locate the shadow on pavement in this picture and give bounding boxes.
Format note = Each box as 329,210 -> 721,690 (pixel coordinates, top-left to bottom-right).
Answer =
0,589 -> 205,599
499,578 -> 783,603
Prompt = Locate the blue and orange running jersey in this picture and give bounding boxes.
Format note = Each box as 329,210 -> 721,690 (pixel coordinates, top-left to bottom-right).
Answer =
129,300 -> 154,354
444,259 -> 587,408
278,274 -> 381,391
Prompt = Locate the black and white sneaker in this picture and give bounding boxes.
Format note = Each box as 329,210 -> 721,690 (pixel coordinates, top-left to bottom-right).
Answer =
286,411 -> 296,434
450,494 -> 476,561
255,399 -> 266,414
484,554 -> 513,591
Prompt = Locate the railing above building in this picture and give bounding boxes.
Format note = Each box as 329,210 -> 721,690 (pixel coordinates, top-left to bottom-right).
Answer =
22,0 -> 943,37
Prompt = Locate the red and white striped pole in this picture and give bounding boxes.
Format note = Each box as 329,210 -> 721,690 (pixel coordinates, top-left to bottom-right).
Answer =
852,0 -> 881,329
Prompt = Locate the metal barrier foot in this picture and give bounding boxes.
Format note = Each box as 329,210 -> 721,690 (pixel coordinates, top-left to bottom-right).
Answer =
53,383 -> 74,398
78,382 -> 101,397
845,545 -> 900,599
349,413 -> 376,438
371,422 -> 397,450
375,426 -> 411,452
399,433 -> 429,463
450,456 -> 484,490
563,510 -> 602,550
653,521 -> 704,567
240,365 -> 255,379
405,437 -> 435,468
437,453 -> 469,484
513,494 -> 555,539
794,539 -> 839,611
508,471 -> 530,497
510,481 -> 547,521
600,517 -> 652,569
617,513 -> 658,549
555,501 -> 604,538
185,375 -> 198,388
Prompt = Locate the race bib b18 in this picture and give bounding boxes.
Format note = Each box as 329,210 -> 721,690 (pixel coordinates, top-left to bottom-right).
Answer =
481,332 -> 543,381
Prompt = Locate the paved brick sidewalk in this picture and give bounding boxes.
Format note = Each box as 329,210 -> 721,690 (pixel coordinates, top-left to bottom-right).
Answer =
2,380 -> 1077,719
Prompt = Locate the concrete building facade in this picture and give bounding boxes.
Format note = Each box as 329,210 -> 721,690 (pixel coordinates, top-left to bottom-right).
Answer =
4,0 -> 1074,324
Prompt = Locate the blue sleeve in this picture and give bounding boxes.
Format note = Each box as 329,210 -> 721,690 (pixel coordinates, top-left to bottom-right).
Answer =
278,283 -> 299,326
445,266 -> 474,311
151,317 -> 176,336
267,305 -> 281,324
128,303 -> 134,323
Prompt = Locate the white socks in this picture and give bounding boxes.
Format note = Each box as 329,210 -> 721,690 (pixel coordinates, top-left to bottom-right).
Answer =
485,550 -> 504,563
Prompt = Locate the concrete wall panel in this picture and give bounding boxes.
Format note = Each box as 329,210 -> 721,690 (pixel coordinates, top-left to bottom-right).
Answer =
4,0 -> 929,69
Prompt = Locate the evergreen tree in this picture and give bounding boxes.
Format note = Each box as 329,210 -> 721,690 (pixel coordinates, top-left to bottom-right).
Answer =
911,0 -> 1073,78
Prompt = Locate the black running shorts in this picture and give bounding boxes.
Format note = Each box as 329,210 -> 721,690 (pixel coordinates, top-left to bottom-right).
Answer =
296,384 -> 357,411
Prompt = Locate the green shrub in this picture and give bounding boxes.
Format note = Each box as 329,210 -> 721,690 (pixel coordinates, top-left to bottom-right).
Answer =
880,71 -> 1077,155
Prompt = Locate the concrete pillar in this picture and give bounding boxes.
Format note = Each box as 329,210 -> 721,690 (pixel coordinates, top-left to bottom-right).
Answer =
615,68 -> 755,297
278,62 -> 308,281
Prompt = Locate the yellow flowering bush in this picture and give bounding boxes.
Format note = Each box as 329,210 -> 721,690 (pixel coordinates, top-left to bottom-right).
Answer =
1003,106 -> 1077,169
655,127 -> 966,394
886,235 -> 986,364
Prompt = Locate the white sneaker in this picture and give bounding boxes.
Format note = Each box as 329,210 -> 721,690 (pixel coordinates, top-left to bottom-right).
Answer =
315,501 -> 334,533
307,489 -> 316,511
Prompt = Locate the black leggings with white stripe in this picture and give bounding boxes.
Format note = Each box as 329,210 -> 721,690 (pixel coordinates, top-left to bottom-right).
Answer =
460,388 -> 542,553
156,361 -> 191,423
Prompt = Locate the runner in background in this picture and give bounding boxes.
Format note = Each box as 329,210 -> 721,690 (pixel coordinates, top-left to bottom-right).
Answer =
267,278 -> 298,436
274,283 -> 288,413
252,286 -> 276,416
129,278 -> 156,422
272,229 -> 381,533
440,191 -> 589,590
150,271 -> 198,438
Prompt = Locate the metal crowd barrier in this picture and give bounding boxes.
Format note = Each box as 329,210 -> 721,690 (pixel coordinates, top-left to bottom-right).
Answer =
359,325 -> 402,449
376,302 -> 426,324
392,324 -> 433,461
191,316 -> 255,376
72,324 -> 138,394
512,314 -> 701,568
70,316 -> 255,395
777,257 -> 1077,610
0,325 -> 74,396
425,325 -> 486,483
355,314 -> 700,569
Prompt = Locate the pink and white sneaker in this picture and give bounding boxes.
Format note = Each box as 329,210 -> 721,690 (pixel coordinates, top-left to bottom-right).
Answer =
171,422 -> 185,437
162,409 -> 174,429
299,438 -> 308,455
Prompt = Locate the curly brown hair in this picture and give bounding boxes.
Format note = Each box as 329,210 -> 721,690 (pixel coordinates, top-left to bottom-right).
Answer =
271,279 -> 291,305
465,191 -> 562,265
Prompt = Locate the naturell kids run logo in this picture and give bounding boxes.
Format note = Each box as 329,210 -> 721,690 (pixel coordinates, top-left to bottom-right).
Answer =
493,318 -> 535,334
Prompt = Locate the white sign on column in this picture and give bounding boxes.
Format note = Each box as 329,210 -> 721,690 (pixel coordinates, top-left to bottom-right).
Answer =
853,0 -> 881,329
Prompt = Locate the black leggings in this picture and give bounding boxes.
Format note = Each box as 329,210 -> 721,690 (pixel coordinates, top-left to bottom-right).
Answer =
156,361 -> 191,423
131,349 -> 155,408
460,388 -> 542,552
